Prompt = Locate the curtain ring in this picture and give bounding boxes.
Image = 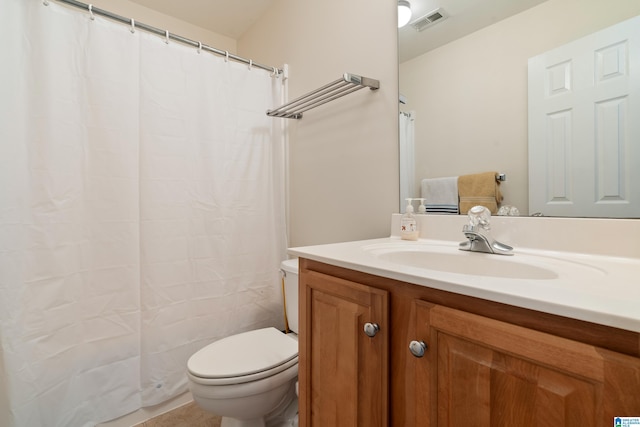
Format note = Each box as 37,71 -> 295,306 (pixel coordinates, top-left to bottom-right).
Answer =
271,67 -> 278,77
88,4 -> 95,20
130,18 -> 135,34
224,51 -> 229,62
197,42 -> 202,54
248,59 -> 253,70
164,30 -> 170,44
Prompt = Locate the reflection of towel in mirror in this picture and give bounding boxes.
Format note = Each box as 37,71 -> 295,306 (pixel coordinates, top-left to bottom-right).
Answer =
421,177 -> 459,214
458,172 -> 503,214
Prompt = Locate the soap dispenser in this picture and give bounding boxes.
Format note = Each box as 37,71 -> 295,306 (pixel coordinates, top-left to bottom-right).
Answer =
417,198 -> 426,214
401,198 -> 419,241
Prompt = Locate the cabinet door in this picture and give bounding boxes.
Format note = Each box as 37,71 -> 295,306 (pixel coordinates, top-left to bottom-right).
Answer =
412,301 -> 640,427
299,270 -> 389,427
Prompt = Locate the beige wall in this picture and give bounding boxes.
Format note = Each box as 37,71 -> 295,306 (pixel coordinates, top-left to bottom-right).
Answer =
400,0 -> 640,215
78,0 -> 236,52
239,0 -> 400,247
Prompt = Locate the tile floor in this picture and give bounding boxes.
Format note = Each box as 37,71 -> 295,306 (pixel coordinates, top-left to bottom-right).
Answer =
134,402 -> 222,427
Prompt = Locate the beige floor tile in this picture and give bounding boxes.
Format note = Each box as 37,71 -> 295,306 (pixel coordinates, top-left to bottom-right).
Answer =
136,402 -> 222,427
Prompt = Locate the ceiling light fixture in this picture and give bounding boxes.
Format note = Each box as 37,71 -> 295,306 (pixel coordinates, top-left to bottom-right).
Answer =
398,0 -> 412,28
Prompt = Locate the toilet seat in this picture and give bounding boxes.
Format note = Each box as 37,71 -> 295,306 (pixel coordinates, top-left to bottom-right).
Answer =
187,327 -> 298,386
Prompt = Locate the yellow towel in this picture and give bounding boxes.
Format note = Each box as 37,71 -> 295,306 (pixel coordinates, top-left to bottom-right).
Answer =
458,172 -> 503,214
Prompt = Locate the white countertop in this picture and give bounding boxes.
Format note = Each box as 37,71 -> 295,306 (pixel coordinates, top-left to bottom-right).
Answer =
289,236 -> 640,333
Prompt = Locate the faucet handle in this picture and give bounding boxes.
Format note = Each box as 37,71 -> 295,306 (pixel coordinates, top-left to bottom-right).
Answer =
467,205 -> 491,230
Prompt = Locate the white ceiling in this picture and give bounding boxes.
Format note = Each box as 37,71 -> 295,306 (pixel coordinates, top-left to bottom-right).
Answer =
398,0 -> 547,62
127,0 -> 547,62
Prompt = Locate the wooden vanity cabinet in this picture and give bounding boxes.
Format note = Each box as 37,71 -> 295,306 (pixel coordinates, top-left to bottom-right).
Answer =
298,266 -> 389,427
298,258 -> 640,427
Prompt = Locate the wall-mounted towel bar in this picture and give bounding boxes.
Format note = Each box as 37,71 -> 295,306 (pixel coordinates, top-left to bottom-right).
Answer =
267,73 -> 380,119
496,173 -> 506,182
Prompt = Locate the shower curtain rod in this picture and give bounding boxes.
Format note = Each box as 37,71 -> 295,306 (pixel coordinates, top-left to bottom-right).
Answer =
47,0 -> 282,75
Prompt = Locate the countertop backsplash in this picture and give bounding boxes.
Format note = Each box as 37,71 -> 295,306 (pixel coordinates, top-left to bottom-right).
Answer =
390,214 -> 640,259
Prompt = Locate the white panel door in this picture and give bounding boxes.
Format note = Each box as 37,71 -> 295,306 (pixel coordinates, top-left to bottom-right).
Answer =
528,16 -> 640,217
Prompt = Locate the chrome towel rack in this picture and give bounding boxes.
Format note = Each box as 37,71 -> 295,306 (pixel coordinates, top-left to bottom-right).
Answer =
267,73 -> 380,119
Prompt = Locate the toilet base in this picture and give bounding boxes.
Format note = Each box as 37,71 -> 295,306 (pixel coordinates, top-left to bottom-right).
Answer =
219,381 -> 298,427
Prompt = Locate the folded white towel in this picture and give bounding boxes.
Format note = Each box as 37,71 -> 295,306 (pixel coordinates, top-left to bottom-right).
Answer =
421,177 -> 459,214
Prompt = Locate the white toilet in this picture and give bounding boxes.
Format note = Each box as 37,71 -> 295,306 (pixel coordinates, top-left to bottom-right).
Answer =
187,259 -> 300,427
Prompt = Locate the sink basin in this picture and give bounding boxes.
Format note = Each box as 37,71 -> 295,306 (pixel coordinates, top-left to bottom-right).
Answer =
362,243 -> 603,280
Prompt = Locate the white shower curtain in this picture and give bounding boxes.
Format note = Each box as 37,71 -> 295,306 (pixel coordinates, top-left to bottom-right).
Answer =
0,1 -> 287,426
399,111 -> 415,212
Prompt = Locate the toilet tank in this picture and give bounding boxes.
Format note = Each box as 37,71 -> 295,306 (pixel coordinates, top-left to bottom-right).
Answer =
281,259 -> 299,334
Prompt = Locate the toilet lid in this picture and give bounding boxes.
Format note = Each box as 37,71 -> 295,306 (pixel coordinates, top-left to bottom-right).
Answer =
187,327 -> 298,380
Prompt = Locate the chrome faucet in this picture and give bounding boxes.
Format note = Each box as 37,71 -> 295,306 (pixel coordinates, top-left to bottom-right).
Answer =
459,206 -> 513,255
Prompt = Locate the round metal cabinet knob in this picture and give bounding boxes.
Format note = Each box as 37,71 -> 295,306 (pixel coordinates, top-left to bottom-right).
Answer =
409,340 -> 427,358
363,322 -> 380,337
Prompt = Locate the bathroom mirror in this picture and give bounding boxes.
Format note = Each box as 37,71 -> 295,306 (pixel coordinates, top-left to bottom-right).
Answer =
398,0 -> 640,217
